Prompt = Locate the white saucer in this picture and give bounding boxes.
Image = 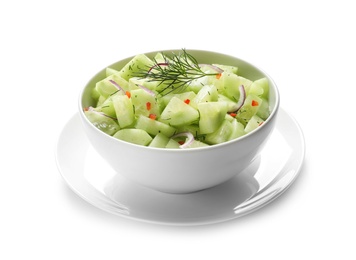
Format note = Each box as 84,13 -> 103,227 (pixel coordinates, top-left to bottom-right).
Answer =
56,108 -> 305,226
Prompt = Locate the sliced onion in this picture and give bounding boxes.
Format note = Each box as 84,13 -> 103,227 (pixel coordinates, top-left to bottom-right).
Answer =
137,84 -> 156,96
147,62 -> 169,73
109,79 -> 124,93
171,132 -> 195,149
198,64 -> 224,73
228,85 -> 246,113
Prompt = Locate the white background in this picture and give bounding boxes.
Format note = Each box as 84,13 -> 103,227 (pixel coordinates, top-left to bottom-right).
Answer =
1,0 -> 355,259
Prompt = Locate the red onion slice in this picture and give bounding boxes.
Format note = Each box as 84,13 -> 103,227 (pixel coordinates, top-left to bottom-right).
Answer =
137,84 -> 156,96
171,132 -> 195,148
109,79 -> 125,93
228,85 -> 246,113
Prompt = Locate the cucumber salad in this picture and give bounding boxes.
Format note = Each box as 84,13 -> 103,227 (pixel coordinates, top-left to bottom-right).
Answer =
84,50 -> 271,148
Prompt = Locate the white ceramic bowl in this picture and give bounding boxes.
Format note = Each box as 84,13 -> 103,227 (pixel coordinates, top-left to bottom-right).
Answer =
79,49 -> 280,193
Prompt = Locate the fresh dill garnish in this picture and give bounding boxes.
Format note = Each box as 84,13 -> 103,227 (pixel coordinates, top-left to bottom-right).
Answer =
133,49 -> 220,96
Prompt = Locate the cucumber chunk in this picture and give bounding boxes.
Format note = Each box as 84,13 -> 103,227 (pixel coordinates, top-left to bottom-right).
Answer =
113,129 -> 152,146
135,115 -> 176,137
198,102 -> 228,134
130,88 -> 161,118
149,133 -> 170,148
112,95 -> 135,128
95,74 -> 129,98
205,119 -> 233,145
235,94 -> 262,126
84,110 -> 120,136
160,97 -> 199,127
244,115 -> 264,133
118,54 -> 154,81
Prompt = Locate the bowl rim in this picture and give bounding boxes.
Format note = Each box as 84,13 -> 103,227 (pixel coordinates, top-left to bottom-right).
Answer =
78,49 -> 280,152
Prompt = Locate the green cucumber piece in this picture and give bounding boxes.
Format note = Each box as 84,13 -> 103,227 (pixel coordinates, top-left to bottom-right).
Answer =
185,140 -> 209,148
236,94 -> 262,126
113,129 -> 152,146
256,98 -> 270,120
95,74 -> 129,98
160,91 -> 196,107
165,139 -> 180,148
229,119 -> 245,140
106,67 -> 120,77
212,64 -> 238,74
135,115 -> 176,137
112,95 -> 135,128
190,85 -> 219,109
248,77 -> 269,99
130,89 -> 161,117
160,97 -> 199,127
118,54 -> 153,81
84,110 -> 120,136
205,119 -> 233,145
244,115 -> 264,133
222,72 -> 252,101
149,133 -> 170,148
198,102 -> 228,134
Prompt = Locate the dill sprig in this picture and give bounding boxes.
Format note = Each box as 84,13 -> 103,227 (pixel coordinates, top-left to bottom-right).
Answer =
134,49 -> 220,96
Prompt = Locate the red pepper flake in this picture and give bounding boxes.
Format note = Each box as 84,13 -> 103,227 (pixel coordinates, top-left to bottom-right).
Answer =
149,114 -> 157,120
84,107 -> 89,111
216,73 -> 222,79
125,91 -> 131,98
259,121 -> 264,126
229,112 -> 237,117
178,140 -> 185,145
251,100 -> 259,106
146,102 -> 151,111
184,99 -> 191,105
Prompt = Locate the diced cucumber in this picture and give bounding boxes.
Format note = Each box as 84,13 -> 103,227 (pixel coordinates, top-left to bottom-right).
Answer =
176,124 -> 201,138
94,96 -> 116,118
153,52 -> 167,63
229,119 -> 245,140
118,54 -> 154,81
248,77 -> 269,99
113,129 -> 152,146
130,89 -> 161,117
256,98 -> 270,120
165,138 -> 180,148
185,140 -> 209,148
106,67 -> 120,77
205,119 -> 233,145
190,85 -> 219,109
186,76 -> 210,93
218,94 -> 238,112
95,74 -> 129,98
160,91 -> 196,107
128,77 -> 159,91
84,110 -> 120,136
198,102 -> 228,134
244,115 -> 264,133
112,95 -> 135,128
135,115 -> 176,137
91,87 -> 101,101
212,64 -> 238,74
149,133 -> 170,148
160,97 -> 199,127
96,95 -> 106,107
222,72 -> 253,101
236,94 -> 262,126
